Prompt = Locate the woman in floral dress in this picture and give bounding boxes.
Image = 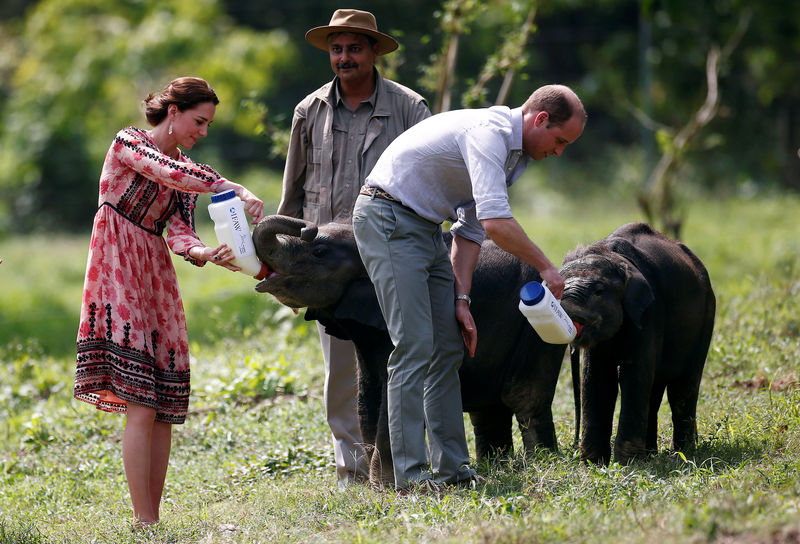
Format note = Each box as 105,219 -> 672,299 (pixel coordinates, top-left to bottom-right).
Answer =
74,77 -> 264,527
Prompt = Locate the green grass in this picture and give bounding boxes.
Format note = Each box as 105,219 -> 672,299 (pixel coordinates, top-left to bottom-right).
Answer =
1,191 -> 799,543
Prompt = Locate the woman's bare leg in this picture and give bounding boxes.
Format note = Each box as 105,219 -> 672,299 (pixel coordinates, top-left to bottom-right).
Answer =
123,403 -> 158,524
149,421 -> 172,519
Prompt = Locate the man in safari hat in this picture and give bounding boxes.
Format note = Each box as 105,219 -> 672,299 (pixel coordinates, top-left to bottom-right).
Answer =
277,9 -> 430,489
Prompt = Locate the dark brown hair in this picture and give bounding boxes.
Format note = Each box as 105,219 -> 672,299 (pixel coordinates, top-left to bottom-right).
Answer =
143,77 -> 219,126
523,84 -> 587,127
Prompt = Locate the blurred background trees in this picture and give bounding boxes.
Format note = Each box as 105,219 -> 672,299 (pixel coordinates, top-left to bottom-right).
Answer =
0,0 -> 797,235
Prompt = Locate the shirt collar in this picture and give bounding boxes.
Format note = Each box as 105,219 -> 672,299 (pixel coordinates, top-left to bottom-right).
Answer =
510,107 -> 524,151
507,107 -> 529,187
333,71 -> 378,111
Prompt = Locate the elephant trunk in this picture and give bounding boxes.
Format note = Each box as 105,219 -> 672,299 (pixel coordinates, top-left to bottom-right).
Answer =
570,345 -> 581,450
253,215 -> 318,261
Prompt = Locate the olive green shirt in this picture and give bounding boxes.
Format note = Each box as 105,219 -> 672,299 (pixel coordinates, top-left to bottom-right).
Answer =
277,70 -> 430,225
330,84 -> 375,221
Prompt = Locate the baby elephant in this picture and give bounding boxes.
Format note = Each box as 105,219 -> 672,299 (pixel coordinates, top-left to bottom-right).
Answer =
560,222 -> 715,465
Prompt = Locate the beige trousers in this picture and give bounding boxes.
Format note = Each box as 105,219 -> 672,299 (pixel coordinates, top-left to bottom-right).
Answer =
317,323 -> 370,483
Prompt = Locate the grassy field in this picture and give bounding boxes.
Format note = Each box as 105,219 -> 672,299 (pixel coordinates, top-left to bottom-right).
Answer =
1,190 -> 799,543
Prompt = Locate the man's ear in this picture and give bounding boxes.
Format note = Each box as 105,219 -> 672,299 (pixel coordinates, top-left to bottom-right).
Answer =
535,111 -> 549,126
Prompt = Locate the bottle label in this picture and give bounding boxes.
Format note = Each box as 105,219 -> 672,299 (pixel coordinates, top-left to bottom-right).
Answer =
228,206 -> 254,257
548,297 -> 576,336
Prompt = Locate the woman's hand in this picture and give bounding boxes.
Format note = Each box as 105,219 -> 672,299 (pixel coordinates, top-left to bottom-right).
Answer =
236,185 -> 264,224
189,244 -> 242,271
215,181 -> 265,224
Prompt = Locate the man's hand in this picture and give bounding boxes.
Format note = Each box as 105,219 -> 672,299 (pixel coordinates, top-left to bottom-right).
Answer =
456,301 -> 477,357
482,217 -> 564,298
540,266 -> 565,299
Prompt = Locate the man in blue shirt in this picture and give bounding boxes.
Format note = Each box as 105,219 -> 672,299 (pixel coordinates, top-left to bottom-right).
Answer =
352,84 -> 586,492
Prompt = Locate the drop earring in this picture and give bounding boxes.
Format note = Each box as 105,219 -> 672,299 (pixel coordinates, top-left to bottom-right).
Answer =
168,122 -> 173,135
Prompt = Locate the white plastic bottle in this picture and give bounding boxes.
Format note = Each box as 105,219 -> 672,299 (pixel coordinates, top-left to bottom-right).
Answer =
518,281 -> 579,344
208,190 -> 266,278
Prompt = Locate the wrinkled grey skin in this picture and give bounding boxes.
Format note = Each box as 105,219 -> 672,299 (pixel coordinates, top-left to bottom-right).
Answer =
560,222 -> 716,465
253,215 -> 568,488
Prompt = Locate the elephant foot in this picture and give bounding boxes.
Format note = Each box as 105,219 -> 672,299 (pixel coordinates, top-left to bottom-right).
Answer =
476,443 -> 513,461
672,426 -> 698,455
519,421 -> 558,454
580,443 -> 611,465
369,448 -> 395,491
614,439 -> 649,464
580,452 -> 610,466
671,441 -> 697,459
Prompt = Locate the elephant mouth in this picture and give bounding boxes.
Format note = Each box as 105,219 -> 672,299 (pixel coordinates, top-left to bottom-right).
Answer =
254,267 -> 282,293
252,268 -> 322,309
569,317 -> 604,347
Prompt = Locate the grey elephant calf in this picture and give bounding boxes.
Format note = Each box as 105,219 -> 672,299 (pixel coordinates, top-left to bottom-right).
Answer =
560,222 -> 715,465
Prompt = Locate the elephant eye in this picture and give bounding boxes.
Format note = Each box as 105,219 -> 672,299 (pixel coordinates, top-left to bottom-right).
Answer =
312,246 -> 328,258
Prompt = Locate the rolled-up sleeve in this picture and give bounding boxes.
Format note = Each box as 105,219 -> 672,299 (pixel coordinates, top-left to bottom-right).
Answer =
277,104 -> 309,218
450,125 -> 512,242
450,203 -> 485,244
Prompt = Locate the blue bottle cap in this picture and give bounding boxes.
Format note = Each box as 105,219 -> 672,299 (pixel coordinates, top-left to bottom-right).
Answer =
210,190 -> 237,203
519,281 -> 545,306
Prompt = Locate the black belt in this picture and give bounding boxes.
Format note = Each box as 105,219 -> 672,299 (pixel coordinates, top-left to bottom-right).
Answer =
360,186 -> 401,203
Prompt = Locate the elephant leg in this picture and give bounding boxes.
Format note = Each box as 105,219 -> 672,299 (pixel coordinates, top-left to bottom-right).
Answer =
356,364 -> 380,450
646,382 -> 666,454
666,371 -> 703,455
369,380 -> 395,490
515,405 -> 557,454
614,360 -> 655,464
506,344 -> 564,454
468,404 -> 514,460
580,350 -> 618,465
668,328 -> 711,455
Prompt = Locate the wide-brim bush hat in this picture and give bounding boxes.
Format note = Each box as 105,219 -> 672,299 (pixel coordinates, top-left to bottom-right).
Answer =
305,9 -> 399,56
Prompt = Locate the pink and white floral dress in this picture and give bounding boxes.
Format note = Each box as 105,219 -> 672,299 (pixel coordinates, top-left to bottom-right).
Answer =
74,126 -> 226,424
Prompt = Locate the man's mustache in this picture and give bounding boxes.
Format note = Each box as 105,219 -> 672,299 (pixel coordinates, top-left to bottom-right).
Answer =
336,62 -> 359,70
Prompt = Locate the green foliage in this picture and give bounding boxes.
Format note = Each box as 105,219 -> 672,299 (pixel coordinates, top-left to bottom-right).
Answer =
0,521 -> 45,544
461,0 -> 536,108
418,0 -> 487,112
2,193 -> 799,542
2,0 -> 799,235
573,0 -> 800,190
0,0 -> 296,233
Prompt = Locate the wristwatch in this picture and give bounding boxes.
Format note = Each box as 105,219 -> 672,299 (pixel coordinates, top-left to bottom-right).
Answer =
455,294 -> 472,306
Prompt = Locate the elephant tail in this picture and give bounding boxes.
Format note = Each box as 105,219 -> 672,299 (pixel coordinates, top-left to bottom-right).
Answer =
570,345 -> 581,450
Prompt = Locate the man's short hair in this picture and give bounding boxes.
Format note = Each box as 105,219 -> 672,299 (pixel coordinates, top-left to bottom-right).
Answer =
523,85 -> 587,127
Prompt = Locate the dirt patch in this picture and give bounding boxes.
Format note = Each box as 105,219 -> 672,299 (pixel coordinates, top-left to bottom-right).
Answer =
716,527 -> 800,544
731,374 -> 799,392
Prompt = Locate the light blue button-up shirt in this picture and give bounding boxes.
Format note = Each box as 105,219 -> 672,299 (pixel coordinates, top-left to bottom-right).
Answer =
365,105 -> 530,244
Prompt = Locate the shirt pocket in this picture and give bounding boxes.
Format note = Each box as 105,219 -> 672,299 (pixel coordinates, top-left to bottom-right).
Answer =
308,146 -> 323,165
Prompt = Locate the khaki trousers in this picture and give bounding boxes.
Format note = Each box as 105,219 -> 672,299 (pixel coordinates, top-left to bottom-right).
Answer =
352,194 -> 475,488
317,323 -> 370,484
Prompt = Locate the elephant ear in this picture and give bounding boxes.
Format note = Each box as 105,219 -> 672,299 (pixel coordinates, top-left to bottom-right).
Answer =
333,277 -> 388,332
304,308 -> 351,340
604,236 -> 655,329
621,262 -> 655,329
